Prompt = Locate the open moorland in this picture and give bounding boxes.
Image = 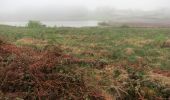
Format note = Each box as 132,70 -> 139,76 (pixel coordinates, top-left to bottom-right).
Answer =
0,25 -> 170,99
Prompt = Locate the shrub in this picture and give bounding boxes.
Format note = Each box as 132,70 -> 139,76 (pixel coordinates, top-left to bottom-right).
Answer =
27,20 -> 46,28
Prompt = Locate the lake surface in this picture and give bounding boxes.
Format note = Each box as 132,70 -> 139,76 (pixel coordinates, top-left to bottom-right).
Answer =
0,21 -> 99,27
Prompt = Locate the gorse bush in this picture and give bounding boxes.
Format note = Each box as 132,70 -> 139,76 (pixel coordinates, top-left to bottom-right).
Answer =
27,20 -> 46,28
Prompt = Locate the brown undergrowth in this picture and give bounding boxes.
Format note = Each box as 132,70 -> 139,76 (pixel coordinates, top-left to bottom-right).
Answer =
0,40 -> 106,99
0,39 -> 170,100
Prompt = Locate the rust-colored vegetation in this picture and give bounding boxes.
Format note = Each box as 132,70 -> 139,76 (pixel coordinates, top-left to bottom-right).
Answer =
0,40 -> 106,99
0,26 -> 170,99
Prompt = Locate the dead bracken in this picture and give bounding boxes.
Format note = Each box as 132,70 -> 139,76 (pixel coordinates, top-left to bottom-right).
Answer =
0,37 -> 170,100
0,40 -> 106,99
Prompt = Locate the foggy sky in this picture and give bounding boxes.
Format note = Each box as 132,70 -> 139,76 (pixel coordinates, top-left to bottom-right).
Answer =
0,0 -> 170,21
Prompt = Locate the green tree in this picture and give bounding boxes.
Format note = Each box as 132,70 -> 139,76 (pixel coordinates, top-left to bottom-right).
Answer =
27,20 -> 46,28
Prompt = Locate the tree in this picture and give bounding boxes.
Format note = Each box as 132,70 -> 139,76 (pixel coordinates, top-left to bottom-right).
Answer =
27,20 -> 46,28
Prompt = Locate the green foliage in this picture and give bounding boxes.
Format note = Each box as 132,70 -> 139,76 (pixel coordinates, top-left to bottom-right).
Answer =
27,20 -> 46,28
111,49 -> 124,60
127,55 -> 137,62
0,26 -> 169,70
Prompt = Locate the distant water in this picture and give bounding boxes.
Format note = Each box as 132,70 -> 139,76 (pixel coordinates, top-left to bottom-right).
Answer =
0,21 -> 99,27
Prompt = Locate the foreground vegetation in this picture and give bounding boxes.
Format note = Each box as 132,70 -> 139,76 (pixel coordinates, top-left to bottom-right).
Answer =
0,25 -> 170,99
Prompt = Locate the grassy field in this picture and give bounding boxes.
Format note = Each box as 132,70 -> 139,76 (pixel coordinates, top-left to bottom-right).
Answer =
0,25 -> 170,99
1,25 -> 170,70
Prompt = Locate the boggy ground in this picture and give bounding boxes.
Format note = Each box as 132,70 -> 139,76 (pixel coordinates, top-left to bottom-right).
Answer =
0,26 -> 170,99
